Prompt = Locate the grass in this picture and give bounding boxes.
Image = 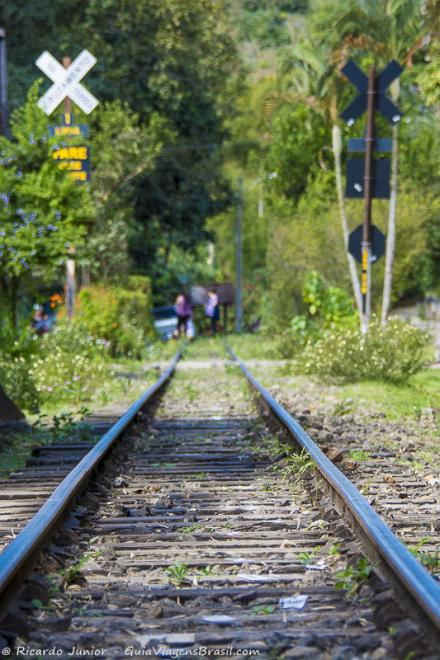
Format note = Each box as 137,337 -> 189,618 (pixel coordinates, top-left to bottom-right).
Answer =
253,364 -> 439,423
220,332 -> 440,422
282,449 -> 315,482
42,366 -> 158,417
181,333 -> 282,361
333,370 -> 440,421
0,348 -> 167,481
182,336 -> 224,360
228,333 -> 282,360
408,537 -> 440,576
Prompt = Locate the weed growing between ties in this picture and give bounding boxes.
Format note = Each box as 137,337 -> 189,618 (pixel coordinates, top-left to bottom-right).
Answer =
249,425 -> 316,492
181,523 -> 203,533
408,537 -> 440,577
60,551 -> 103,588
348,449 -> 370,462
297,547 -> 320,565
165,563 -> 191,587
29,550 -> 105,617
281,449 -> 315,483
335,557 -> 374,599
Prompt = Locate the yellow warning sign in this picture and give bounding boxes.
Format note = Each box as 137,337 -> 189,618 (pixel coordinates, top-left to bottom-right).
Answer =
69,171 -> 88,181
52,146 -> 88,160
54,126 -> 82,136
51,145 -> 90,182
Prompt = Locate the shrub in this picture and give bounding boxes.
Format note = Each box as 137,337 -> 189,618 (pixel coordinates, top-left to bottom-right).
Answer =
0,330 -> 40,412
77,276 -> 155,357
28,322 -> 110,405
275,273 -> 356,358
296,317 -> 430,383
0,352 -> 40,412
0,322 -> 110,411
303,271 -> 355,326
276,315 -> 319,358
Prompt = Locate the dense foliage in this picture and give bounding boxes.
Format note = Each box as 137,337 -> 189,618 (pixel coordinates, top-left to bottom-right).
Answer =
0,323 -> 110,411
77,277 -> 155,358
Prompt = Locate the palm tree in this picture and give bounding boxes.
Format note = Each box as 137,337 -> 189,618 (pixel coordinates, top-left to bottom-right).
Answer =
273,42 -> 363,314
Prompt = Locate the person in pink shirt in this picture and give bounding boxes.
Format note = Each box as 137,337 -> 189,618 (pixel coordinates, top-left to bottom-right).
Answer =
175,293 -> 193,337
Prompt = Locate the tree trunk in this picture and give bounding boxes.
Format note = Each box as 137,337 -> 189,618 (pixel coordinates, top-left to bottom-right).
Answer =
0,384 -> 25,423
332,124 -> 363,315
381,122 -> 399,325
164,235 -> 172,267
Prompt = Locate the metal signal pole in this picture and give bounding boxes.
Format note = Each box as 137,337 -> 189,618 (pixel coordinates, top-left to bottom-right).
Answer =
0,28 -> 10,137
235,177 -> 243,333
361,65 -> 376,334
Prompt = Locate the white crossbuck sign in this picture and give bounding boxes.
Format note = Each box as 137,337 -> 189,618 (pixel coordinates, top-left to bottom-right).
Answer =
35,49 -> 99,116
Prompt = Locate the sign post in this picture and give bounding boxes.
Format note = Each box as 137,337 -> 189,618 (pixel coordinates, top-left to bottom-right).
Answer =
62,56 -> 73,118
360,66 -> 376,332
340,59 -> 403,333
35,48 -> 98,321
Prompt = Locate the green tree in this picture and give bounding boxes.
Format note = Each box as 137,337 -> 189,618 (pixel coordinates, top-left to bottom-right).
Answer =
80,0 -> 239,290
1,0 -> 240,303
0,82 -> 93,330
82,101 -> 173,282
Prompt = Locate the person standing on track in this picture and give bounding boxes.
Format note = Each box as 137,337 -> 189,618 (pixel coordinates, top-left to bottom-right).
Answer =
205,289 -> 219,336
175,293 -> 193,337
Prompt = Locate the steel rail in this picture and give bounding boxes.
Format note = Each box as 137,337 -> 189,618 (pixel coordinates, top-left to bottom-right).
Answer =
0,346 -> 184,612
226,345 -> 440,645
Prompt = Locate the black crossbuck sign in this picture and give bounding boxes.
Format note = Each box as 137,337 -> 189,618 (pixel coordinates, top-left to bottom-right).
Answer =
340,59 -> 403,127
341,59 -> 403,200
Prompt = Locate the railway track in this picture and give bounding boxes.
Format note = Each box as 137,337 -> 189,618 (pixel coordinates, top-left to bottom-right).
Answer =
0,408 -> 128,555
270,389 -> 440,573
0,344 -> 439,658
